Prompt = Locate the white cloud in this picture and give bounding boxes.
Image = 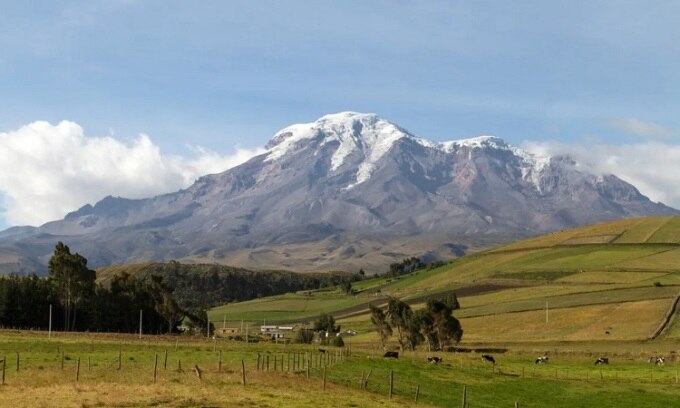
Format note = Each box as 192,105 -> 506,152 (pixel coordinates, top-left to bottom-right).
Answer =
523,140 -> 680,209
608,118 -> 677,138
0,121 -> 265,226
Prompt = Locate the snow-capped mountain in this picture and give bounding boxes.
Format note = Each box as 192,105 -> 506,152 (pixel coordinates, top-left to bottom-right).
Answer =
0,112 -> 676,274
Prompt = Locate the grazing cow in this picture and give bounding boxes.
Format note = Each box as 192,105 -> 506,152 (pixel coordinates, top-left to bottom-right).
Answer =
648,356 -> 665,366
594,357 -> 609,365
427,356 -> 443,364
383,351 -> 399,359
535,355 -> 549,364
318,348 -> 327,353
481,354 -> 496,365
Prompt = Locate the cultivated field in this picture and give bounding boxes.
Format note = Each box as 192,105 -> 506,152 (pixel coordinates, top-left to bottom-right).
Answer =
212,217 -> 680,347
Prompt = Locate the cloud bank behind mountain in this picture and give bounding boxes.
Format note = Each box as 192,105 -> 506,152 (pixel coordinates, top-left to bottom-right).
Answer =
0,118 -> 679,227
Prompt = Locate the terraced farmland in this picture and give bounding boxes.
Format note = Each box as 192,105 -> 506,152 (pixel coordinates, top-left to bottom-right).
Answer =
211,216 -> 680,344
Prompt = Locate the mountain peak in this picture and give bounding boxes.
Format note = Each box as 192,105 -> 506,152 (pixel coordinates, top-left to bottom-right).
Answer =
264,112 -> 415,176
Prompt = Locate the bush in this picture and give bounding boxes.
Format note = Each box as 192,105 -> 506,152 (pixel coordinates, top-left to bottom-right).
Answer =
332,335 -> 345,347
295,328 -> 315,344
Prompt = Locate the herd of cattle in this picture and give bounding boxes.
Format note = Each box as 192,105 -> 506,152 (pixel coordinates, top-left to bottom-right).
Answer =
382,352 -> 668,366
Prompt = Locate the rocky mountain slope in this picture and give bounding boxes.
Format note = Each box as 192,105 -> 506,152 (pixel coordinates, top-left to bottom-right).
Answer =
0,112 -> 676,274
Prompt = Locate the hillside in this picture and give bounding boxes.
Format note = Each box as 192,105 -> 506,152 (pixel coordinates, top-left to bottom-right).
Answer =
211,216 -> 680,343
0,112 -> 676,275
96,262 -> 356,312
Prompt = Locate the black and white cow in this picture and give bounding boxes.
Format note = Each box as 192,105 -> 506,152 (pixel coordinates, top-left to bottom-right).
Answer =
648,356 -> 665,366
535,355 -> 549,364
481,354 -> 496,365
427,356 -> 443,364
383,351 -> 399,359
594,357 -> 609,365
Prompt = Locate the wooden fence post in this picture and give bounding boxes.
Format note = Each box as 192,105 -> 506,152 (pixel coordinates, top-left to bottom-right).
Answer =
389,369 -> 394,399
364,369 -> 372,390
153,354 -> 158,383
88,356 -> 91,370
257,353 -> 261,370
323,366 -> 327,391
15,353 -> 19,373
306,357 -> 310,378
76,357 -> 80,382
117,350 -> 121,370
360,370 -> 365,389
415,385 -> 420,403
62,350 -> 65,370
164,349 -> 168,370
241,359 -> 246,386
218,350 -> 222,372
461,384 -> 467,408
177,359 -> 182,372
1,357 -> 5,385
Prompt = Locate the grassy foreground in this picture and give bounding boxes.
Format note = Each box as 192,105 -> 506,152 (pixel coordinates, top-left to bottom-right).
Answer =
1,330 -> 680,407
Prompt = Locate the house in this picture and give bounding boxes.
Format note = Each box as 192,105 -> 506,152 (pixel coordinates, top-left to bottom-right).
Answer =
337,329 -> 358,337
215,327 -> 240,337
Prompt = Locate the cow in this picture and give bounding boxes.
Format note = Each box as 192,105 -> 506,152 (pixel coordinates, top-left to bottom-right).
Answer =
318,348 -> 327,354
481,354 -> 496,365
649,356 -> 665,366
594,357 -> 609,365
535,355 -> 549,364
427,356 -> 443,364
383,351 -> 399,359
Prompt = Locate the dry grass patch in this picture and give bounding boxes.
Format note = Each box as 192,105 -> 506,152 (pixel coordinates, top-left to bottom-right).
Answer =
459,299 -> 673,342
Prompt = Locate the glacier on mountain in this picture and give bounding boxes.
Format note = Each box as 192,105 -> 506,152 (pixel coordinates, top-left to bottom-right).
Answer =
265,111 -> 551,192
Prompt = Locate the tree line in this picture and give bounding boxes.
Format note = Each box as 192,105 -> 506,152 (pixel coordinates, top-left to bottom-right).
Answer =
0,242 -> 189,333
0,242 -> 360,334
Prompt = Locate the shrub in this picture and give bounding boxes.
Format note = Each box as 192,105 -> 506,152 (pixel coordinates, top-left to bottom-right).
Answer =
332,336 -> 345,347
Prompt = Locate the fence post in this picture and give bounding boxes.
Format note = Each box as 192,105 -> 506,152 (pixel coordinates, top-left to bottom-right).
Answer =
153,354 -> 158,383
1,357 -> 5,385
76,357 -> 80,382
218,350 -> 222,373
62,350 -> 65,370
306,357 -> 310,378
360,370 -> 365,389
164,349 -> 168,370
461,384 -> 467,408
389,369 -> 394,399
15,353 -> 19,373
257,353 -> 261,370
117,350 -> 121,370
241,359 -> 246,386
364,369 -> 372,390
323,366 -> 327,391
415,385 -> 420,403
515,402 -> 519,408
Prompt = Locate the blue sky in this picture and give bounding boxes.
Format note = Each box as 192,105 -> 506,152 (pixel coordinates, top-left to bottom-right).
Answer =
1,1 -> 680,226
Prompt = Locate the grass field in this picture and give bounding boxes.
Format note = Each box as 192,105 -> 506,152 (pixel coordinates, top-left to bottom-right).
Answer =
1,330 -> 680,407
211,217 -> 680,348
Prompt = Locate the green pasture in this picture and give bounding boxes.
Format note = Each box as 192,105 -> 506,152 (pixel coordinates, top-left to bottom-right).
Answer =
209,291 -> 368,323
1,330 -> 680,407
